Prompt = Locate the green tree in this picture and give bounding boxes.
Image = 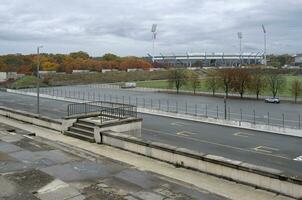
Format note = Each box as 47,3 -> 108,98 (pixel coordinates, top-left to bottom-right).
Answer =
248,70 -> 267,100
187,71 -> 200,94
266,73 -> 286,98
291,79 -> 302,103
101,53 -> 120,61
168,69 -> 187,94
69,51 -> 90,60
205,70 -> 219,96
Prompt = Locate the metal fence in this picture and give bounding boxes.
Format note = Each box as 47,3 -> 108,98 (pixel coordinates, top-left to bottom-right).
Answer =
67,101 -> 137,122
22,86 -> 302,129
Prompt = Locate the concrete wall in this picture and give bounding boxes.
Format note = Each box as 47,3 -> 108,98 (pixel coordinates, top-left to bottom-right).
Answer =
0,106 -> 62,131
102,131 -> 302,199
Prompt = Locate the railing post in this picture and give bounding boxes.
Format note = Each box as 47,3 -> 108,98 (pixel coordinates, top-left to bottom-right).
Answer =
267,112 -> 269,125
240,108 -> 242,126
195,104 -> 197,116
167,100 -> 169,112
151,99 -> 153,109
159,99 -> 161,110
185,101 -> 187,114
282,113 -> 285,128
205,104 -> 208,118
176,101 -> 178,113
253,110 -> 256,125
216,105 -> 219,119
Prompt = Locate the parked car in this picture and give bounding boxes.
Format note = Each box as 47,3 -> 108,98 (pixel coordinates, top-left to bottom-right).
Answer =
265,97 -> 280,103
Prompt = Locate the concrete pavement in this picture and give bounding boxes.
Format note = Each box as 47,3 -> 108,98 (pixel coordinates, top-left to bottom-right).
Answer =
0,119 -> 295,200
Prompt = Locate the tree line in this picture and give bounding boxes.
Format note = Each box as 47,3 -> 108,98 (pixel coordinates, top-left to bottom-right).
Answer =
168,68 -> 302,103
0,52 -> 152,74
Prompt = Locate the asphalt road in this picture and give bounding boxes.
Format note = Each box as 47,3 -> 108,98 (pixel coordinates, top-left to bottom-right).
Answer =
1,91 -> 302,177
21,85 -> 302,128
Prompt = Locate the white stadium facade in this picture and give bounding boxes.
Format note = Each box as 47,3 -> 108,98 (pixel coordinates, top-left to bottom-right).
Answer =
147,52 -> 264,67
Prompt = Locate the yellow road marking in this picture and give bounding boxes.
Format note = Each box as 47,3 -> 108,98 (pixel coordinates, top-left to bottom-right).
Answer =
171,122 -> 187,126
176,131 -> 194,136
253,146 -> 279,154
143,128 -> 289,160
233,132 -> 254,138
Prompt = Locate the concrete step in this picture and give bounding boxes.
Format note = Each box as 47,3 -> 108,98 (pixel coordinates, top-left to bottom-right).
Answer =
73,122 -> 95,132
64,130 -> 95,143
69,126 -> 94,137
77,119 -> 96,127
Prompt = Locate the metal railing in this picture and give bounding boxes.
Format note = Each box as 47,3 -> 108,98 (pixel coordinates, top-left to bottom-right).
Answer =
20,86 -> 301,129
67,101 -> 137,121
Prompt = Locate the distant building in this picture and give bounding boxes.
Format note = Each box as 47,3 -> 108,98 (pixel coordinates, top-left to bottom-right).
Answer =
0,72 -> 18,81
148,52 -> 264,67
294,54 -> 302,66
39,71 -> 56,75
127,68 -> 143,72
72,70 -> 90,74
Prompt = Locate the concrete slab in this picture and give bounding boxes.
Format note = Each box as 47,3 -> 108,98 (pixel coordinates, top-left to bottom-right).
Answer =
115,169 -> 164,189
132,191 -> 164,200
0,141 -> 23,153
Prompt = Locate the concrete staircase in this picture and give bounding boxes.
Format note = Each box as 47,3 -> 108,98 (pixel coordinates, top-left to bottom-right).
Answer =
64,119 -> 95,143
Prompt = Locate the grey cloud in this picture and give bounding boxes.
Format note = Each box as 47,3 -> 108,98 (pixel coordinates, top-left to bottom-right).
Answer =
0,0 -> 301,56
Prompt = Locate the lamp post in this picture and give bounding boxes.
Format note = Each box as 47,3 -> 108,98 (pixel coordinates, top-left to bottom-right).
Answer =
36,46 -> 43,115
262,24 -> 267,67
151,24 -> 157,62
237,32 -> 242,67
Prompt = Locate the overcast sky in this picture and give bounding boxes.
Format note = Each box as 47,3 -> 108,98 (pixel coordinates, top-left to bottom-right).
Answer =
0,0 -> 301,56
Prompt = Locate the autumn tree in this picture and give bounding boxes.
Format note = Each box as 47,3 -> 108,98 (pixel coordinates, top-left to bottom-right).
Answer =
218,68 -> 235,98
248,70 -> 267,100
168,69 -> 187,94
187,71 -> 200,94
266,73 -> 286,98
291,79 -> 302,103
205,70 -> 219,96
232,69 -> 251,98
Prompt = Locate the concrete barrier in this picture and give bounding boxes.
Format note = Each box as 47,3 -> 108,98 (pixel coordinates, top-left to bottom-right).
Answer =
102,131 -> 302,199
0,106 -> 62,131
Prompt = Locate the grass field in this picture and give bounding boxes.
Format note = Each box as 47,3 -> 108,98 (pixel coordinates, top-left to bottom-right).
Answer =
136,75 -> 302,97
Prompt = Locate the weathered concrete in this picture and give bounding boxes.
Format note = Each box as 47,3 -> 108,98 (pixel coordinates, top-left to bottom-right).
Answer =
101,131 -> 302,199
0,116 -> 296,200
0,106 -> 62,131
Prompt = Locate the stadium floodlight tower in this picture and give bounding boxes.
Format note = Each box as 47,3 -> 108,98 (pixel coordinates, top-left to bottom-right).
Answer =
237,32 -> 243,66
151,24 -> 157,62
262,24 -> 267,67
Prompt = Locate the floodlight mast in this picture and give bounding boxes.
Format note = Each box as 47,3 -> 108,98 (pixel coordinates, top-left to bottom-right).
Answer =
262,24 -> 267,67
151,24 -> 157,62
36,45 -> 43,115
237,32 -> 243,67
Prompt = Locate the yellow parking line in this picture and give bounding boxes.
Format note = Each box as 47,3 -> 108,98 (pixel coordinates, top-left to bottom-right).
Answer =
143,128 -> 289,160
233,132 -> 255,138
253,146 -> 279,154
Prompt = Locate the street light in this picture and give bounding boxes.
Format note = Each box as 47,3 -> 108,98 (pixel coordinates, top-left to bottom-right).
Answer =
262,24 -> 267,67
36,46 -> 43,115
151,24 -> 157,62
237,32 -> 243,67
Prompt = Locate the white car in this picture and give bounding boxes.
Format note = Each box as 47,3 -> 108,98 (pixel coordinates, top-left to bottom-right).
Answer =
265,97 -> 280,103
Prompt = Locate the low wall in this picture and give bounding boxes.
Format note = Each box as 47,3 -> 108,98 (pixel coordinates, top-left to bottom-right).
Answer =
102,131 -> 302,199
0,106 -> 62,131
